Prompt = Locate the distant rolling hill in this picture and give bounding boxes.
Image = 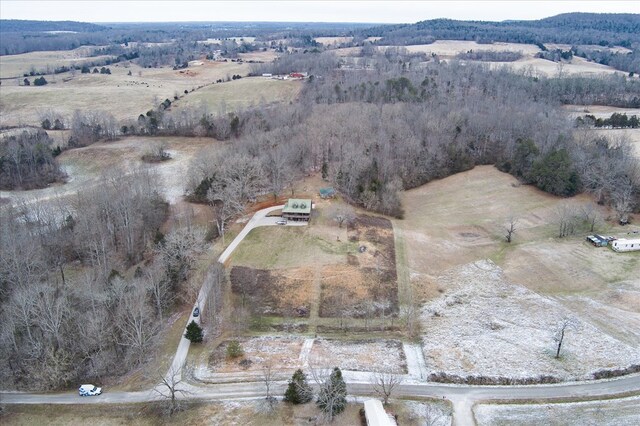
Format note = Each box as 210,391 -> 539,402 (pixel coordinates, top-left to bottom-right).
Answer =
0,19 -> 107,33
358,13 -> 640,47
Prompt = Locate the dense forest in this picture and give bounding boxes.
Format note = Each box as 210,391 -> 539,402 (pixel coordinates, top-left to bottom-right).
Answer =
360,13 -> 640,47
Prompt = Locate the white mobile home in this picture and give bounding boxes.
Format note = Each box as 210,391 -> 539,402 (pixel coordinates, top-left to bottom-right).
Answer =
611,238 -> 640,252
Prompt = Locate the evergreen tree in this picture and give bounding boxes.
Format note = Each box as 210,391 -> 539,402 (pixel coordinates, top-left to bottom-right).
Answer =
317,367 -> 347,420
284,369 -> 313,404
184,320 -> 203,343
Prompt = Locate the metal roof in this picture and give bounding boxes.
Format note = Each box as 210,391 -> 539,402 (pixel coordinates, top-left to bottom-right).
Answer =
363,399 -> 396,426
282,198 -> 312,214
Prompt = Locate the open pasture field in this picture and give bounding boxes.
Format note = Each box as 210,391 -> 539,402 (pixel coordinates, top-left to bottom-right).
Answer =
0,46 -> 109,79
562,104 -> 640,119
544,43 -> 633,54
399,165 -> 637,294
474,396 -> 640,426
404,40 -> 542,56
314,36 -> 354,45
0,136 -> 216,206
488,56 -> 625,77
420,260 -> 639,380
172,76 -> 302,112
399,165 -> 640,378
333,40 -> 542,57
0,60 -> 250,127
238,49 -> 279,62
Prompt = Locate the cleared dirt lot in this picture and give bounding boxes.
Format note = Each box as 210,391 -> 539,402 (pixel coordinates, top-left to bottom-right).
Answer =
474,396 -> 640,426
0,61 -> 250,127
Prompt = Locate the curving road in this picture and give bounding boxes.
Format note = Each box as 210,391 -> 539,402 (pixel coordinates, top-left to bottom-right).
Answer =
2,205 -> 639,425
167,205 -> 305,381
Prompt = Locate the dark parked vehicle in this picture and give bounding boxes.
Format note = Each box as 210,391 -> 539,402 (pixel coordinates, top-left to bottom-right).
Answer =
193,307 -> 200,317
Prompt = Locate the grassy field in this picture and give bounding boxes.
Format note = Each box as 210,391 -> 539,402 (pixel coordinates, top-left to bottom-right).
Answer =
0,46 -> 110,79
398,165 -> 640,378
0,60 -> 251,127
332,41 -> 630,78
0,136 -> 217,206
562,104 -> 640,119
474,395 -> 640,426
172,77 -> 302,117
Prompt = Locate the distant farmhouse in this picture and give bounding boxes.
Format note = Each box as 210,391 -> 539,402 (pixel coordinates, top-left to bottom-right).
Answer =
282,198 -> 312,222
611,238 -> 640,252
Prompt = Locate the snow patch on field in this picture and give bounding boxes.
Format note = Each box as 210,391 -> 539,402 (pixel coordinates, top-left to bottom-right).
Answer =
404,400 -> 452,426
420,260 -> 640,380
474,396 -> 640,426
309,339 -> 407,373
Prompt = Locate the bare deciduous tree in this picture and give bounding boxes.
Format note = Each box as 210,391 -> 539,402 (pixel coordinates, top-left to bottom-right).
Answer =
331,204 -> 355,228
370,369 -> 402,405
504,216 -> 517,243
261,361 -> 277,410
553,317 -> 579,359
154,364 -> 192,416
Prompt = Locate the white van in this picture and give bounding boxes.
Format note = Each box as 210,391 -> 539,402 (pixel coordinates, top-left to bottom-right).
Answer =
78,384 -> 102,396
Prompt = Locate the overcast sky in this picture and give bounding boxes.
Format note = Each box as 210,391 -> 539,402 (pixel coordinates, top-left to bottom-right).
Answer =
1,1 -> 638,24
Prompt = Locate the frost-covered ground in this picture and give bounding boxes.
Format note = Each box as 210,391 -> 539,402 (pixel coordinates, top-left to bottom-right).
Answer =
421,260 -> 640,380
474,396 -> 640,426
403,400 -> 452,426
309,338 -> 407,373
209,336 -> 305,373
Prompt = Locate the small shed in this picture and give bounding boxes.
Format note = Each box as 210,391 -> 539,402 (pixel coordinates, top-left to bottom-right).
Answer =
586,235 -> 608,247
282,198 -> 312,222
319,187 -> 336,199
611,238 -> 640,252
363,399 -> 396,426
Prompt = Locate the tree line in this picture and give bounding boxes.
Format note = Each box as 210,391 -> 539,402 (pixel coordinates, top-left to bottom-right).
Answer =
0,166 -> 224,390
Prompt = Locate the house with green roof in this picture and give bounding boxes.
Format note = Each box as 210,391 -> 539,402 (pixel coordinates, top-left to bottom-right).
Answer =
282,198 -> 312,222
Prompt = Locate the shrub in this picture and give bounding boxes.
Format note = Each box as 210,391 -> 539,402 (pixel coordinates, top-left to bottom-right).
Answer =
226,340 -> 243,359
